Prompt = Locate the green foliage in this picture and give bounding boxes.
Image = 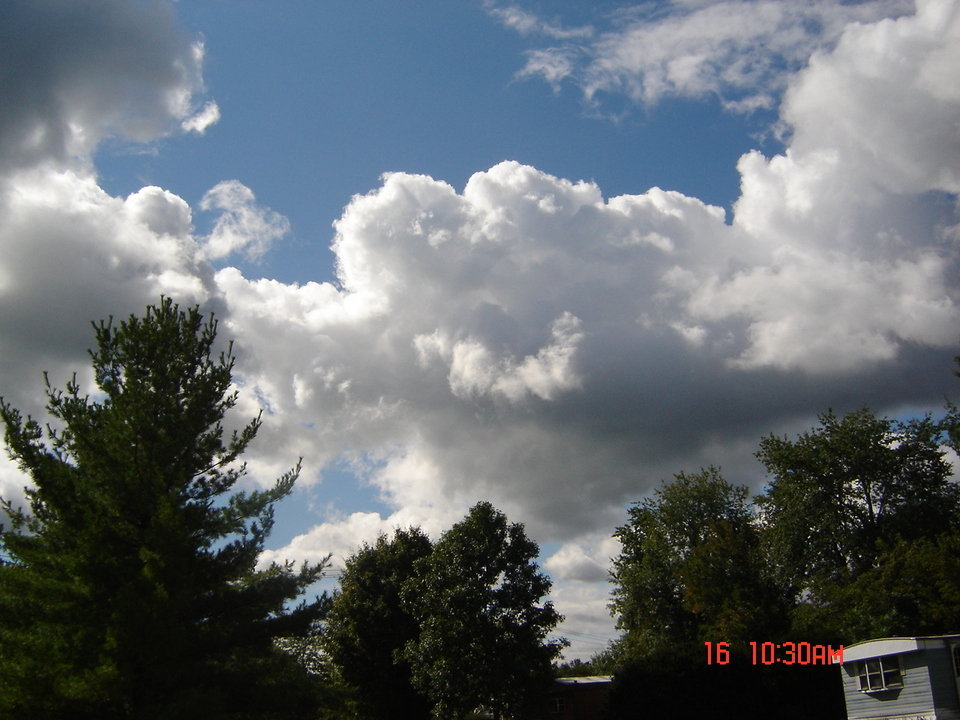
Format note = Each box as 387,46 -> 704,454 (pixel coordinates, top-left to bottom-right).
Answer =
553,658 -> 598,678
755,408 -> 960,639
323,528 -> 434,720
0,298 -> 328,719
607,387 -> 960,717
610,467 -> 786,662
400,501 -> 565,720
806,528 -> 960,641
275,631 -> 362,720
321,506 -> 562,720
586,638 -> 630,675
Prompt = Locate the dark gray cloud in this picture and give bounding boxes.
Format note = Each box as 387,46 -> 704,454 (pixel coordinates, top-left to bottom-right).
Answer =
0,0 -> 207,170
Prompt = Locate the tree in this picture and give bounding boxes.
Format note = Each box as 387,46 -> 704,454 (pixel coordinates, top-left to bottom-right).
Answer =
0,298 -> 328,719
610,467 -> 785,663
755,407 -> 960,625
826,355 -> 960,639
400,501 -> 564,720
323,527 -> 434,720
553,658 -> 597,677
820,529 -> 960,640
606,468 -> 842,720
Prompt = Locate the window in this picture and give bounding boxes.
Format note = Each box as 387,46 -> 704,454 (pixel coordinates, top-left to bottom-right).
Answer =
550,697 -> 565,714
951,644 -> 960,678
856,655 -> 903,692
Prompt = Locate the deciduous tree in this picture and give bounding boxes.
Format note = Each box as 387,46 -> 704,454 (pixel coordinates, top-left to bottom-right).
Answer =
323,528 -> 433,720
607,468 -> 841,719
400,501 -> 564,720
610,467 -> 784,661
755,408 -> 959,611
820,529 -> 960,640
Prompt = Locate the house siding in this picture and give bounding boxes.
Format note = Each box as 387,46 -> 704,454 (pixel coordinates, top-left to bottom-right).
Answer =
546,677 -> 612,720
843,652 -> 934,719
927,646 -> 960,713
840,637 -> 960,720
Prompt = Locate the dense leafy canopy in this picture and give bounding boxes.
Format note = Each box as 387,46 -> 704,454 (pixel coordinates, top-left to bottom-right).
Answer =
606,390 -> 960,720
755,408 -> 960,642
323,528 -> 434,720
820,530 -> 960,641
400,501 -> 565,720
0,298 -> 327,719
610,467 -> 786,661
756,408 -> 959,598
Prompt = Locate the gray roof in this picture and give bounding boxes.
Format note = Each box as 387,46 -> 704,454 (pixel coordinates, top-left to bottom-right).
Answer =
554,676 -> 613,685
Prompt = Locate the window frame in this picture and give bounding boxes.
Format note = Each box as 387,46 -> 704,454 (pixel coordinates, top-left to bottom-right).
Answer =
856,655 -> 903,693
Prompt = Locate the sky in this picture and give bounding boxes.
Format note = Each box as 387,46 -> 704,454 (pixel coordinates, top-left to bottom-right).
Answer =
1,0 -> 958,661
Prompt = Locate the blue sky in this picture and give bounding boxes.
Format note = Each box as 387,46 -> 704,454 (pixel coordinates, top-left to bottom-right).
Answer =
97,1 -> 780,287
2,0 -> 959,660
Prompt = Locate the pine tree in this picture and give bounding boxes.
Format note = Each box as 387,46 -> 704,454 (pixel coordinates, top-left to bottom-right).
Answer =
0,298 -> 327,719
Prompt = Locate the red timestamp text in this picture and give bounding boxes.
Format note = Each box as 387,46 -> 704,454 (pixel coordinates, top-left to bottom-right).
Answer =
704,641 -> 843,666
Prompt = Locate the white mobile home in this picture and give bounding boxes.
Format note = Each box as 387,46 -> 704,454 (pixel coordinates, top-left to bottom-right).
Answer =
838,635 -> 960,720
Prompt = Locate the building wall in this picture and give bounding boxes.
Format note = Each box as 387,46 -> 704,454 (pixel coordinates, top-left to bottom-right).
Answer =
546,679 -> 612,720
842,651 -> 935,720
927,645 -> 960,713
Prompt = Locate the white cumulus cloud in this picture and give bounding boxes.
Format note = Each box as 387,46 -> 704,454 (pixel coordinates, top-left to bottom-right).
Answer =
680,0 -> 960,371
246,3 -> 958,589
200,180 -> 291,261
181,100 -> 222,135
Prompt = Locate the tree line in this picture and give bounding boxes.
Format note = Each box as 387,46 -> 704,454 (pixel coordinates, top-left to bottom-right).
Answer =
593,390 -> 960,718
2,298 -> 957,719
0,299 -> 563,719
322,505 -> 564,720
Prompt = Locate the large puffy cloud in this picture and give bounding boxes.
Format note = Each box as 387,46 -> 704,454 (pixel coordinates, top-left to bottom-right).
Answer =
0,168 -> 208,415
215,162 -> 746,530
784,0 -> 960,195
685,0 -> 960,371
0,171 -> 285,423
223,146 -> 955,542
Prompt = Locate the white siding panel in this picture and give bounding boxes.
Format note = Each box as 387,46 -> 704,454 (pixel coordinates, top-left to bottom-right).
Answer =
842,652 -> 934,720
